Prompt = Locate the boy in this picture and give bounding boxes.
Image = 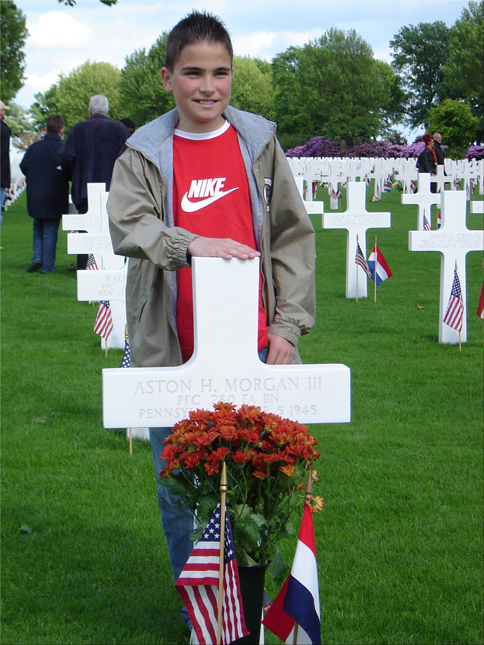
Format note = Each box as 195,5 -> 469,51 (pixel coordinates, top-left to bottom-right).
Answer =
107,9 -> 315,631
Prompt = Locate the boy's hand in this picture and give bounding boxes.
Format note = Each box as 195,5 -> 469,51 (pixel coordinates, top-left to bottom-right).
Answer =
266,333 -> 295,365
187,237 -> 261,261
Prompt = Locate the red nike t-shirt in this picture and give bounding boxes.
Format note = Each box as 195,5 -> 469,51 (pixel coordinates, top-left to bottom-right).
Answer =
173,122 -> 269,362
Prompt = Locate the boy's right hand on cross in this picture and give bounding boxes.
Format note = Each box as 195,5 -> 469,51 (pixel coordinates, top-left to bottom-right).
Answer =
187,236 -> 261,261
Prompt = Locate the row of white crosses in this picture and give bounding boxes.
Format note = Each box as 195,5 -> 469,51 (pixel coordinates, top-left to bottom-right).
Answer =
294,175 -> 483,344
62,183 -> 127,350
287,156 -> 484,207
3,176 -> 26,210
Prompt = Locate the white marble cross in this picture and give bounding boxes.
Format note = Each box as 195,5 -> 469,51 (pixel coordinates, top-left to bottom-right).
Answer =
102,258 -> 351,428
323,182 -> 391,299
401,173 -> 442,231
409,190 -> 484,343
62,183 -> 127,349
294,176 -> 324,215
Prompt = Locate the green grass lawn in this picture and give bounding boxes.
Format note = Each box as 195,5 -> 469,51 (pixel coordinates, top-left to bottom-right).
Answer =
1,187 -> 483,645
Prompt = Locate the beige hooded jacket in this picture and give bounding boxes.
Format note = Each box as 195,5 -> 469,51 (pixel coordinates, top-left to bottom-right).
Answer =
107,106 -> 315,368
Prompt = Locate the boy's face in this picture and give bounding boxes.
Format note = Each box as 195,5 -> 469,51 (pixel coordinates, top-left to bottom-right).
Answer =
161,41 -> 233,133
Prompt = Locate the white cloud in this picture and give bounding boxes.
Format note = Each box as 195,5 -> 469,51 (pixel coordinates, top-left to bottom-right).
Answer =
27,11 -> 93,49
233,31 -> 278,58
23,71 -> 60,94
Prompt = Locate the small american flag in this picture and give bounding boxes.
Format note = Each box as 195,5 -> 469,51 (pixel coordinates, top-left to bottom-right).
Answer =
176,503 -> 248,645
330,184 -> 340,200
410,179 -> 417,193
86,254 -> 99,270
355,238 -> 372,279
94,301 -> 113,339
437,211 -> 442,229
443,269 -> 464,332
383,175 -> 392,192
120,338 -> 131,368
423,212 -> 431,231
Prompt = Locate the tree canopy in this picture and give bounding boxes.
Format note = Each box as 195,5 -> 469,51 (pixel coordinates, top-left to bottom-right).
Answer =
0,0 -> 28,103
119,33 -> 175,127
390,21 -> 451,129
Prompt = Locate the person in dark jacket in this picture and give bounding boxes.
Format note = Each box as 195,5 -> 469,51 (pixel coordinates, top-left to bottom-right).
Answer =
1,100 -> 11,223
417,133 -> 438,193
59,95 -> 129,269
433,132 -> 445,166
20,114 -> 70,273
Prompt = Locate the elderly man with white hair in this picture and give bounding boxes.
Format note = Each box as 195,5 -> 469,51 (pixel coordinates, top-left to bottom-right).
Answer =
59,94 -> 129,269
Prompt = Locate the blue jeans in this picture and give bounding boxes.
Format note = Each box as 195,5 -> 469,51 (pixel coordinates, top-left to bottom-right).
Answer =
32,218 -> 60,273
149,345 -> 269,628
0,187 -> 5,226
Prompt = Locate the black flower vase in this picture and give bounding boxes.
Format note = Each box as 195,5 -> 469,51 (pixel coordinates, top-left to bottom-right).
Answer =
233,564 -> 269,645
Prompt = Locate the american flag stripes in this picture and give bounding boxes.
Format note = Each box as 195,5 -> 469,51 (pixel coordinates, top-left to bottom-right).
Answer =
355,239 -> 372,279
86,254 -> 99,270
94,301 -> 113,339
176,503 -> 248,645
443,269 -> 464,332
423,212 -> 431,231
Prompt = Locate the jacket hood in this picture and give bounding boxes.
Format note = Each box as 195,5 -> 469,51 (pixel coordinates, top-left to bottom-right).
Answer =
127,105 -> 276,169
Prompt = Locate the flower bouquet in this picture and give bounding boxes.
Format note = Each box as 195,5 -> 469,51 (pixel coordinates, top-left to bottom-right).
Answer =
160,402 -> 322,580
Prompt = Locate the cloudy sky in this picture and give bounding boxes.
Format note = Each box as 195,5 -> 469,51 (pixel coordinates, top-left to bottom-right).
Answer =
14,0 -> 470,112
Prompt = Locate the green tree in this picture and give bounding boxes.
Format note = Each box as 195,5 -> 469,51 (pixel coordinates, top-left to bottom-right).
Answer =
271,46 -> 306,149
119,33 -> 175,127
429,98 -> 479,156
29,85 -> 62,130
0,0 -> 28,103
4,103 -> 40,151
390,22 -> 451,129
51,60 -> 122,132
273,29 -> 392,147
444,1 -> 484,141
230,56 -> 275,121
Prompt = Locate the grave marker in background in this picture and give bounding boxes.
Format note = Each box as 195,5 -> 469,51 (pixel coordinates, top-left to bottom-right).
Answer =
409,191 -> 484,343
62,183 -> 127,349
323,182 -> 391,299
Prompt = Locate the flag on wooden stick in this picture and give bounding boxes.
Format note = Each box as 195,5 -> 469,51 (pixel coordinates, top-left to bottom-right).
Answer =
262,503 -> 321,644
176,503 -> 248,645
94,301 -> 113,339
367,244 -> 393,286
423,213 -> 431,231
443,268 -> 464,332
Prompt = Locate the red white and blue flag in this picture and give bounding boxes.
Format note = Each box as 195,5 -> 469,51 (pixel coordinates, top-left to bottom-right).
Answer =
120,337 -> 131,368
86,254 -> 99,270
355,238 -> 372,279
437,210 -> 442,229
367,244 -> 393,286
94,301 -> 113,339
383,175 -> 392,192
262,504 -> 321,644
423,212 -> 431,231
176,503 -> 248,645
476,279 -> 484,319
443,269 -> 464,332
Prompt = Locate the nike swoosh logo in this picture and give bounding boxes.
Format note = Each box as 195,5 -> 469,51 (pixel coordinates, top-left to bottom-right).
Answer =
181,187 -> 239,213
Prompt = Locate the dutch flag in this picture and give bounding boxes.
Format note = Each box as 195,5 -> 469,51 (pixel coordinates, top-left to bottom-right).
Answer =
262,504 -> 321,644
367,244 -> 393,286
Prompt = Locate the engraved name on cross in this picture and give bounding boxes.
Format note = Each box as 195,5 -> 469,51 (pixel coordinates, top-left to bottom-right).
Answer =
102,258 -> 351,428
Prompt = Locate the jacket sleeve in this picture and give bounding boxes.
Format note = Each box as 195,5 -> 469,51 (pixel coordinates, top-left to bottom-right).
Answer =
265,140 -> 316,345
107,147 -> 197,271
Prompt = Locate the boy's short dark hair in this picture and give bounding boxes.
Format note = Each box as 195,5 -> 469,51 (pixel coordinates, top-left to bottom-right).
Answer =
165,10 -> 233,72
46,114 -> 64,134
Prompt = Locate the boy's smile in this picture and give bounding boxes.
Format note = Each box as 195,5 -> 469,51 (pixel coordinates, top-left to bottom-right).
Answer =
161,41 -> 233,133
